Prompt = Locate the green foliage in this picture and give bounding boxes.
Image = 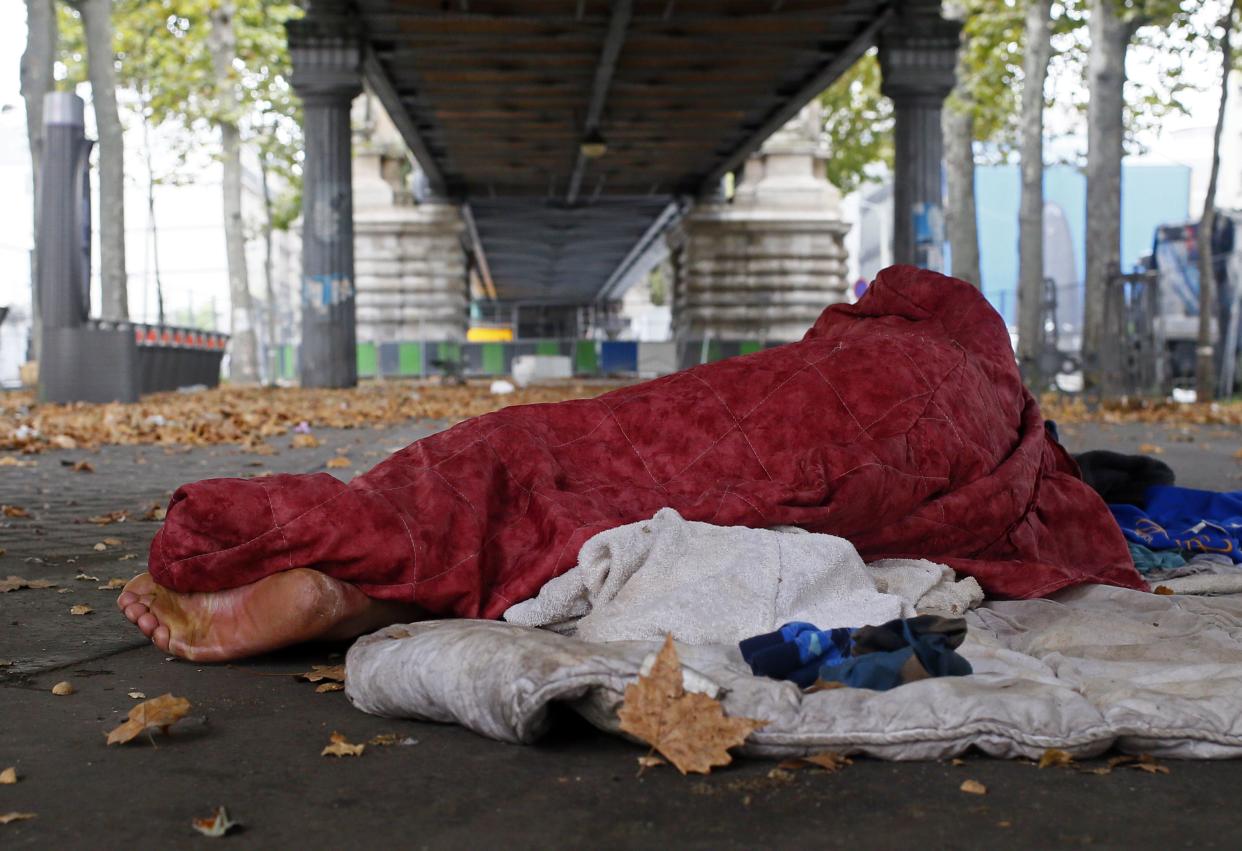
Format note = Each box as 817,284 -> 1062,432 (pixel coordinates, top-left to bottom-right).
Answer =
56,0 -> 304,228
817,50 -> 892,195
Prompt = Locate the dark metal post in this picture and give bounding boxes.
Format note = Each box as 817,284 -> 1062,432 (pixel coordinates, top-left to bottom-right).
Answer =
288,9 -> 362,388
879,3 -> 960,271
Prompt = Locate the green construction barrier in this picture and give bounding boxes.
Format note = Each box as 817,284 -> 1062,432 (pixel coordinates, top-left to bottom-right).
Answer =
436,342 -> 462,362
398,342 -> 423,376
739,340 -> 763,355
705,340 -> 723,363
356,342 -> 378,377
482,342 -> 505,374
535,341 -> 560,356
281,345 -> 297,380
573,341 -> 598,374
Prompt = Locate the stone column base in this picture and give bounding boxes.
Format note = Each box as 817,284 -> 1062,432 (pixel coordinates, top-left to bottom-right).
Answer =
354,202 -> 468,342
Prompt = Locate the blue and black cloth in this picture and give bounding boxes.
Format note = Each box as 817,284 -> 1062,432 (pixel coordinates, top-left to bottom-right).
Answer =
1111,485 -> 1242,564
738,615 -> 973,692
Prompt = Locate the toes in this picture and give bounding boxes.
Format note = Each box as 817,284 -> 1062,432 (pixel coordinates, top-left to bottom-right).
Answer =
117,591 -> 137,609
152,624 -> 171,653
137,611 -> 159,637
123,602 -> 148,624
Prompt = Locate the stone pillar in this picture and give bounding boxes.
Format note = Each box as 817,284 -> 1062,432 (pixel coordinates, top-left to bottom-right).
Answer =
351,97 -> 469,342
879,1 -> 960,271
288,8 -> 362,388
669,104 -> 850,340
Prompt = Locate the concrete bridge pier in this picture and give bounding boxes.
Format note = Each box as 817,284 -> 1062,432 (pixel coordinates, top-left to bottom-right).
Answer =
288,9 -> 362,388
668,104 -> 851,341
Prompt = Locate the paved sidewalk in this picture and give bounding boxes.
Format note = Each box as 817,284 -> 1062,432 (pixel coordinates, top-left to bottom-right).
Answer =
2,417 -> 1241,848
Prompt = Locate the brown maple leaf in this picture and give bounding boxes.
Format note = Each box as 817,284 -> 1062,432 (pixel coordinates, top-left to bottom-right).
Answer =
106,694 -> 192,745
617,635 -> 766,775
0,576 -> 56,593
321,731 -> 364,757
778,751 -> 853,773
1038,748 -> 1074,769
299,664 -> 346,683
2,505 -> 30,519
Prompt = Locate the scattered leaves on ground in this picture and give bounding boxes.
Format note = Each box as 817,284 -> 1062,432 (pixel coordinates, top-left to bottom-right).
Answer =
1,505 -> 30,519
321,732 -> 365,757
1038,748 -> 1075,769
960,779 -> 987,795
69,604 -> 93,616
1042,395 -> 1242,426
1137,443 -> 1164,455
191,806 -> 239,838
617,635 -> 766,775
326,456 -> 351,468
299,664 -> 345,684
0,382 -> 619,453
0,812 -> 35,825
366,733 -> 418,747
291,434 -> 321,449
106,694 -> 192,745
51,681 -> 74,696
1085,754 -> 1170,775
0,768 -> 16,785
0,577 -> 56,593
88,510 -> 129,525
777,752 -> 853,773
0,456 -> 36,467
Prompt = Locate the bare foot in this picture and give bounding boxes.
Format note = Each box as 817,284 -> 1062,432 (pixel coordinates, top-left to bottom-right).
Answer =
116,569 -> 423,662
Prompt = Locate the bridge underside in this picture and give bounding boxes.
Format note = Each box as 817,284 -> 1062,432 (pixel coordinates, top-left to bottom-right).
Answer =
351,0 -> 890,303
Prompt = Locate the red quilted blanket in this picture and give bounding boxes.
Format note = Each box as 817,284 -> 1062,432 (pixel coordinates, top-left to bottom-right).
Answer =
149,265 -> 1145,616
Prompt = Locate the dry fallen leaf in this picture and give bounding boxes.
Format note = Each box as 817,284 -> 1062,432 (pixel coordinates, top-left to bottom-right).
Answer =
75,572 -> 100,582
960,779 -> 988,795
0,456 -> 36,467
315,682 -> 344,693
1038,748 -> 1074,769
617,635 -> 766,775
102,537 -> 123,547
321,731 -> 364,757
1137,443 -> 1164,455
106,694 -> 192,745
128,691 -> 146,700
93,543 -> 107,552
777,751 -> 854,773
71,460 -> 94,473
191,806 -> 239,838
98,578 -> 129,590
0,767 -> 16,785
0,812 -> 36,825
299,664 -> 346,684
0,576 -> 56,593
51,681 -> 74,696
88,510 -> 129,525
1,505 -> 30,519
326,456 -> 351,468
50,434 -> 76,449
1154,585 -> 1175,596
636,754 -> 667,775
118,553 -> 137,561
291,434 -> 321,449
69,604 -> 93,616
142,503 -> 167,522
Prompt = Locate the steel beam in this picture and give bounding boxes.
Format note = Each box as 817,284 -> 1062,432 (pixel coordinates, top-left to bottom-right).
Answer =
566,0 -> 633,205
361,46 -> 448,196
461,203 -> 498,300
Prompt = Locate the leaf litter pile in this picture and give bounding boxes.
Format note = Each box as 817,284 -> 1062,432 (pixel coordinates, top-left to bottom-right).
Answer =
1040,394 -> 1242,426
0,381 -> 620,453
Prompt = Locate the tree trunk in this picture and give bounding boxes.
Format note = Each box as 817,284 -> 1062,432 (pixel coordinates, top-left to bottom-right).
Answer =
139,89 -> 166,326
259,154 -> 279,384
208,2 -> 259,384
942,30 -> 980,289
77,0 -> 128,321
1196,0 -> 1236,403
1017,0 -> 1053,390
1082,0 -> 1135,396
20,0 -> 57,360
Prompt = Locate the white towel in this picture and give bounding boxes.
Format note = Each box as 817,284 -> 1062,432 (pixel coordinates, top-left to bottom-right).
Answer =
502,508 -> 982,644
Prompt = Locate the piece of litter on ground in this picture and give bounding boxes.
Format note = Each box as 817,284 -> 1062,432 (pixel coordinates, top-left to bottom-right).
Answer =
0,767 -> 17,784
93,543 -> 107,552
0,812 -> 36,825
51,681 -> 74,696
321,732 -> 364,757
960,779 -> 987,795
75,573 -> 99,582
127,691 -> 146,700
191,806 -> 239,838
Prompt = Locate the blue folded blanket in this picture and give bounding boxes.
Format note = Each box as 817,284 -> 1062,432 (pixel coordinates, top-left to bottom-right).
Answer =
1111,485 -> 1242,563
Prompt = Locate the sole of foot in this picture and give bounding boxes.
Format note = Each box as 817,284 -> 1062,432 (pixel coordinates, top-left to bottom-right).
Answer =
116,568 -> 420,663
